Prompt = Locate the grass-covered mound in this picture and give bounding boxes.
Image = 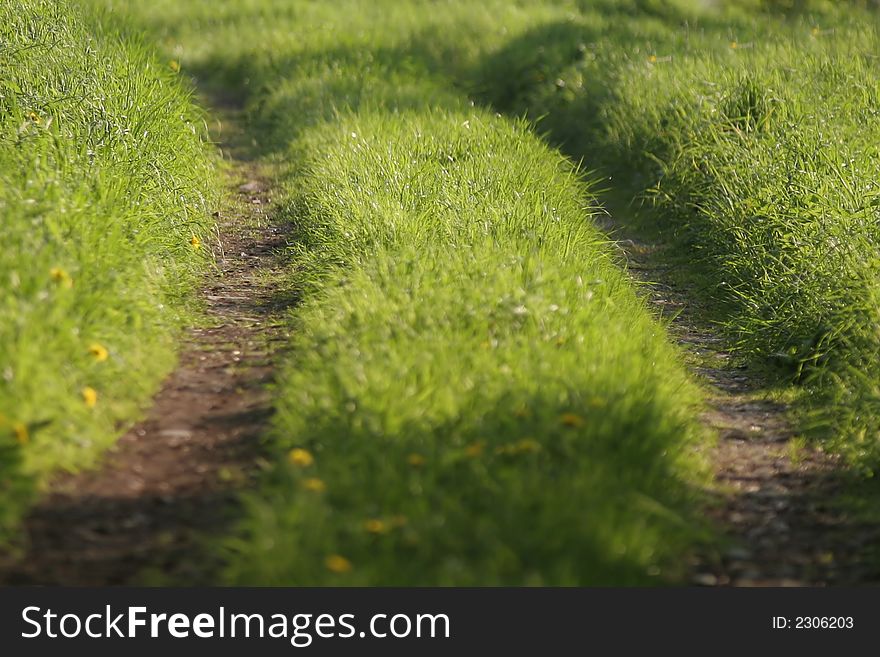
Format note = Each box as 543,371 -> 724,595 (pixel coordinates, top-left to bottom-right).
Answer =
474,0 -> 880,469
224,112 -> 708,585
0,0 -> 216,534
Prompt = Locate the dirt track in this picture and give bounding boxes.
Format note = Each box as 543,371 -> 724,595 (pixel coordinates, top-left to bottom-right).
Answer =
613,227 -> 880,586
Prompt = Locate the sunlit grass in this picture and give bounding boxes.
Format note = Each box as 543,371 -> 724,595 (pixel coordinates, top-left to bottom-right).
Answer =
100,0 -> 715,585
0,0 -> 216,534
44,0 -> 880,582
474,0 -> 880,470
220,112 -> 709,585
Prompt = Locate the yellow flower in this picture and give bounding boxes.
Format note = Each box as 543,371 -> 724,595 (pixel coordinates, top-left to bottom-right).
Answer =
648,54 -> 657,63
302,477 -> 326,492
169,60 -> 180,72
560,413 -> 584,428
13,422 -> 28,445
730,41 -> 738,49
288,448 -> 314,467
28,111 -> 41,123
407,453 -> 426,467
88,342 -> 109,362
49,266 -> 73,289
464,441 -> 485,458
811,26 -> 820,37
364,518 -> 389,534
190,235 -> 201,250
325,554 -> 352,573
495,439 -> 541,457
514,438 -> 541,454
82,386 -> 98,408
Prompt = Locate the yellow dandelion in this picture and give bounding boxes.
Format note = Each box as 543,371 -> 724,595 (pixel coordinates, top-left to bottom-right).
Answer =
288,447 -> 314,468
648,54 -> 657,63
364,518 -> 389,534
325,554 -> 352,573
560,412 -> 585,428
495,441 -> 538,456
13,422 -> 28,445
88,342 -> 109,362
169,60 -> 180,72
730,41 -> 738,50
302,477 -> 326,492
82,386 -> 98,408
190,235 -> 201,250
407,453 -> 426,467
464,441 -> 485,458
514,438 -> 541,454
49,266 -> 73,289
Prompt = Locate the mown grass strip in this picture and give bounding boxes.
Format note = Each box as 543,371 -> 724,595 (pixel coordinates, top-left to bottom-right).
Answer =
0,0 -> 216,535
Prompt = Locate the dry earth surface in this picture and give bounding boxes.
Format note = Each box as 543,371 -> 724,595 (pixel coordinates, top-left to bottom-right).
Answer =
608,205 -> 880,586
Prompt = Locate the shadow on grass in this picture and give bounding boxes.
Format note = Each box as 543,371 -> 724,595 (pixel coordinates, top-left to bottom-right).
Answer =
230,377 -> 710,585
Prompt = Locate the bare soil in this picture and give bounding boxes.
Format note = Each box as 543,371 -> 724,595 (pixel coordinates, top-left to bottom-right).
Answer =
616,233 -> 880,586
0,108 -> 291,585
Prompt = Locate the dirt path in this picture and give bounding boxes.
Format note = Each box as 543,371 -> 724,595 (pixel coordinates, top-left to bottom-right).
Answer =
0,106 -> 290,585
611,218 -> 880,586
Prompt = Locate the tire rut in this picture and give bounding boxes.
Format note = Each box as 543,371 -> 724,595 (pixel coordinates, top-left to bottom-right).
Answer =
614,228 -> 880,586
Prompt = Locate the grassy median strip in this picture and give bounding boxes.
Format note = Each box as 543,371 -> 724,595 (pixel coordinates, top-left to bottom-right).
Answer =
223,110 -> 709,585
0,0 -> 216,534
474,0 -> 880,470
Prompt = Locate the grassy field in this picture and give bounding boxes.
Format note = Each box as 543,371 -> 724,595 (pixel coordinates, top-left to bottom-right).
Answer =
473,0 -> 880,469
99,0 -> 719,585
11,0 -> 880,584
0,0 -> 216,535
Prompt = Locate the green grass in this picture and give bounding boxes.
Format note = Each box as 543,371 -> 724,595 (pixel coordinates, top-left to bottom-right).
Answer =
226,112 -> 709,585
43,0 -> 880,582
471,0 -> 880,470
100,0 -> 715,585
0,0 -> 216,535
